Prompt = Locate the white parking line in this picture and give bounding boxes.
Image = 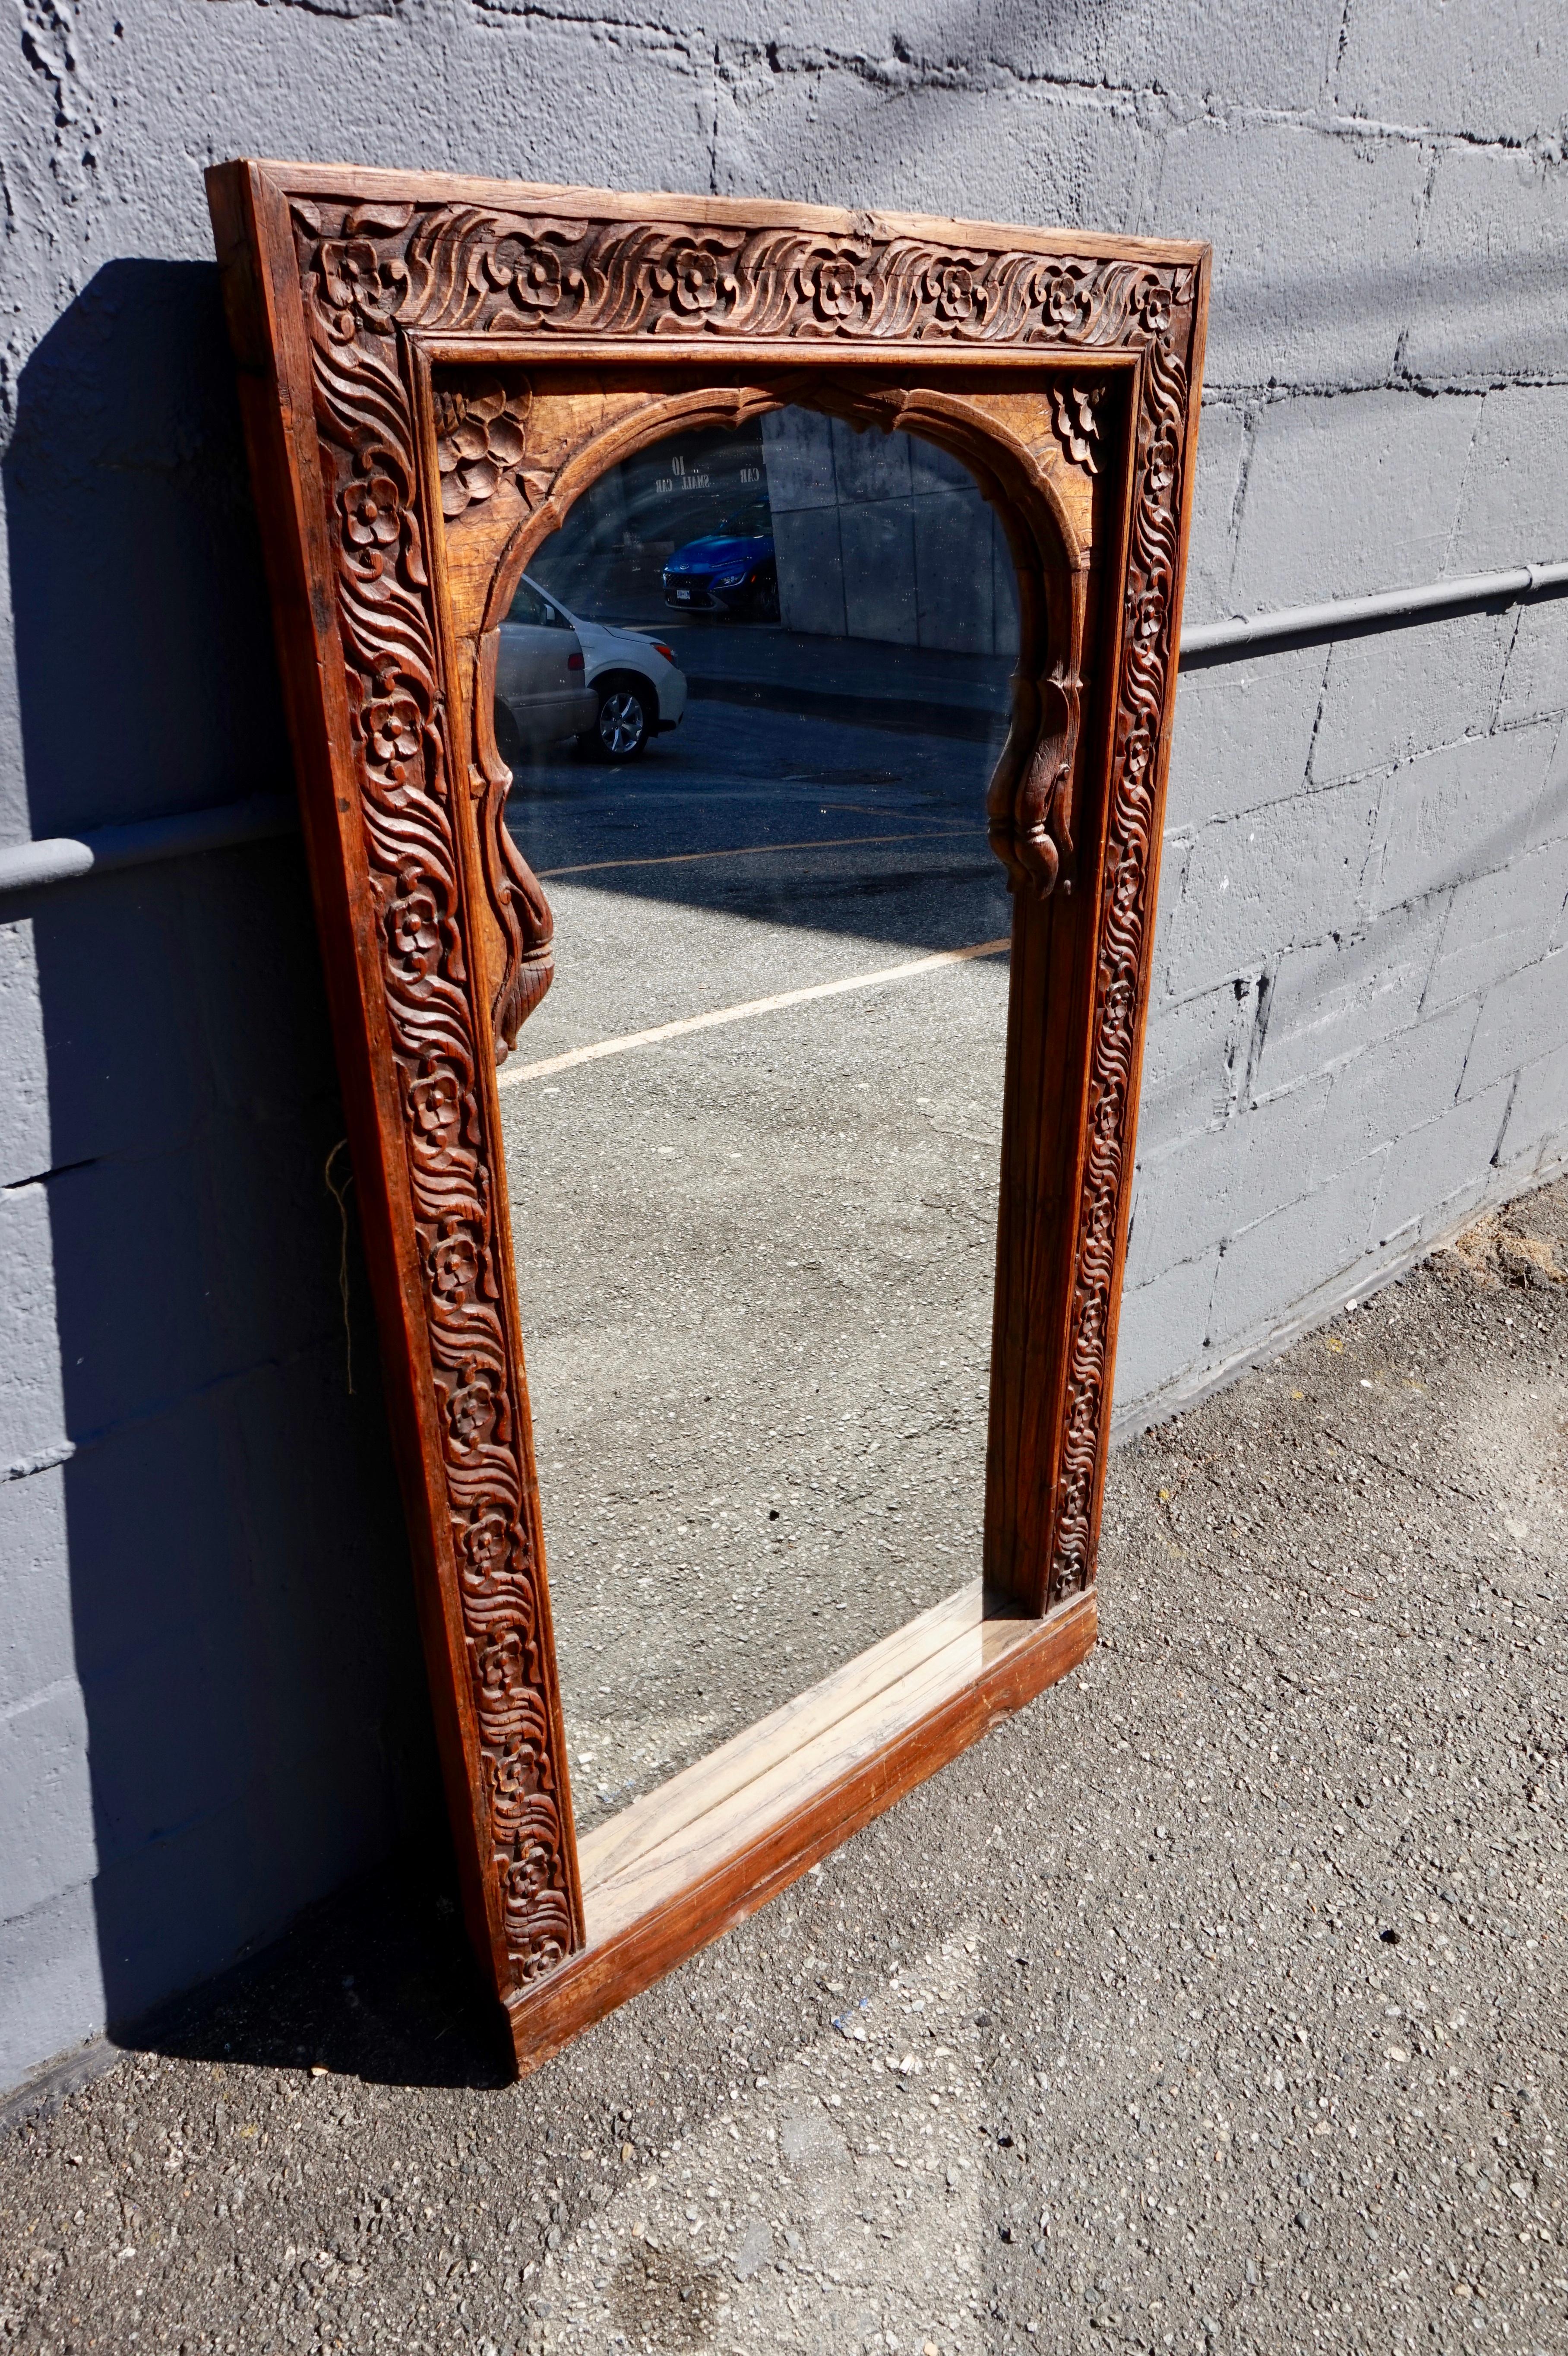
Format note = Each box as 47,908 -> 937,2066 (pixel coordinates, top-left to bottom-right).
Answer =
537,825 -> 982,880
496,937 -> 1011,1089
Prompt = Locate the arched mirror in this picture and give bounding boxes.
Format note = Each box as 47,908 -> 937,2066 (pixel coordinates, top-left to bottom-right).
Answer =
213,158 -> 1207,2071
494,407 -> 1020,1830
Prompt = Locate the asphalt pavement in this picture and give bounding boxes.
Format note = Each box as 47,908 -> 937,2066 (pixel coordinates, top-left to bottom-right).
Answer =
500,681 -> 1011,1831
3,1184 -> 1566,2354
2,652 -> 1564,2356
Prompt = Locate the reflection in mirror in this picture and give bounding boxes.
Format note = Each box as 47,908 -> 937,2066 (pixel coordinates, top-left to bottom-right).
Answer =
495,408 -> 1020,1834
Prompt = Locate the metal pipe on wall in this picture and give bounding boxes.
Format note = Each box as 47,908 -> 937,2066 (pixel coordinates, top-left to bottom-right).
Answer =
2,558 -> 1567,907
1179,559 -> 1568,667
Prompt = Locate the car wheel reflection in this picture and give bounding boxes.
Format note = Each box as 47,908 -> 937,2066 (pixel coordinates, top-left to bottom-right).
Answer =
585,678 -> 651,761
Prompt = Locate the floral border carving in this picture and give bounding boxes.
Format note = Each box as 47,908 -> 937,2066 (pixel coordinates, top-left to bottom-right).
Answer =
1046,333 -> 1189,1607
297,200 -> 1190,355
286,191 -> 1197,1976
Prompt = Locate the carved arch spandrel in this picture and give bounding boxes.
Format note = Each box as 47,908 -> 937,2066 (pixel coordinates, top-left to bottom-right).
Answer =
209,159 -> 1206,2036
437,365 -> 1108,1006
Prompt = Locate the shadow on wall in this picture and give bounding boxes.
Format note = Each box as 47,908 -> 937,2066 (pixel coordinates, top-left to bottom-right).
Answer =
3,260 -> 463,2074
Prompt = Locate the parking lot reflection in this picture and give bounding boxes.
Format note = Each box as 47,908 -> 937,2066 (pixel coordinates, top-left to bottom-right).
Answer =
498,409 -> 1020,1834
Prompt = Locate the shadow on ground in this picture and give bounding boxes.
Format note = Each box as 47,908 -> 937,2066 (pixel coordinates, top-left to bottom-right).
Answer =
109,1852 -> 513,2097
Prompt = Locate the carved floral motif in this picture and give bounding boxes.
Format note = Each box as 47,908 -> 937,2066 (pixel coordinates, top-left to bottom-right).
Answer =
654,243 -> 737,317
291,197 -> 1189,351
433,383 -> 530,515
285,186 -> 1198,1979
433,379 -> 560,518
1047,331 -> 1190,1606
1051,382 -> 1103,473
299,245 -> 575,1992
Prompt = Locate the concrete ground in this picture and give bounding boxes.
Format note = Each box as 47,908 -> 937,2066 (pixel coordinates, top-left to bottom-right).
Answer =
2,1179 -> 1563,2355
3,655 -> 1565,2354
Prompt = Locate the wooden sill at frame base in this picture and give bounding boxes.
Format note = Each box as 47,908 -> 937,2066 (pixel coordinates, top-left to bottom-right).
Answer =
505,1579 -> 1096,2074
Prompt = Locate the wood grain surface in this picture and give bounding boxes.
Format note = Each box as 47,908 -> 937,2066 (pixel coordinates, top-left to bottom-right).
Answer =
508,1586 -> 1097,2076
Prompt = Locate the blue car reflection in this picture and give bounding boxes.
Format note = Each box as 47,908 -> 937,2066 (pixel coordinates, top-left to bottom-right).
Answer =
662,500 -> 778,618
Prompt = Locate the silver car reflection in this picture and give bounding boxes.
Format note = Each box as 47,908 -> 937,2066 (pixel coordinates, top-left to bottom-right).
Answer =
493,577 -> 598,762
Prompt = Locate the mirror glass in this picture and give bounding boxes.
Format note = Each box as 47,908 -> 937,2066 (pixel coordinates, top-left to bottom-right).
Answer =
493,407 -> 1020,1833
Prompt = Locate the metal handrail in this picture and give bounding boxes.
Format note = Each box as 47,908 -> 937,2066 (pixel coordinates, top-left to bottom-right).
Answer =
0,794 -> 297,902
1179,560 -> 1568,665
3,557 -> 1566,906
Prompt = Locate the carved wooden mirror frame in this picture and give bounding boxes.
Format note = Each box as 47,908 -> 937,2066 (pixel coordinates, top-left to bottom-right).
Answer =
208,160 -> 1208,2075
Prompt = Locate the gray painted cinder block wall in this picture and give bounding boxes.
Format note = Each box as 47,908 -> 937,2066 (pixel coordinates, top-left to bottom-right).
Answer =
3,2 -> 1566,2093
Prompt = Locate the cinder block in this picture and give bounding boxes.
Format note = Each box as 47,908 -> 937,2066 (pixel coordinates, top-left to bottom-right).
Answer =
0,1680 -> 96,1922
44,1081 -> 357,1461
1406,145 -> 1568,384
6,261 -> 292,840
1230,392 -> 1478,611
1106,0 -> 1344,111
13,872 -> 205,1180
60,1386 -> 253,1726
0,1881 -> 105,2093
1531,735 -> 1568,851
0,921 -> 51,1193
0,1183 -> 64,1474
1149,827 -> 1196,990
1165,645 -> 1328,829
2,846 -> 329,1204
1208,1156 -> 1385,1346
1425,833 -> 1568,1011
149,839 -> 337,1127
1137,976 -> 1265,1153
1154,118 -> 1426,390
1497,1036 -> 1568,1170
0,1466 -> 73,1719
1126,1076 -> 1330,1287
1311,607 -> 1514,787
713,63 -> 1151,231
730,0 -> 1341,115
54,1339 -> 426,2019
1183,402 -> 1247,621
1110,1247 -> 1220,1413
86,1731 -> 395,2034
1365,721 -> 1555,916
1497,598 -> 1568,731
836,0 -> 1102,84
1161,776 -> 1382,1002
437,18 -> 715,192
1337,0 -> 1568,141
1460,945 -> 1568,1100
1255,894 -> 1448,1097
1373,1081 -> 1513,1243
1317,997 -> 1481,1171
39,1139 -> 304,1448
1450,385 -> 1568,576
0,531 -> 26,850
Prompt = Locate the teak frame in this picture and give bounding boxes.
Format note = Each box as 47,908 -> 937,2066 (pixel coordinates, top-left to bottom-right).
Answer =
207,159 -> 1208,2076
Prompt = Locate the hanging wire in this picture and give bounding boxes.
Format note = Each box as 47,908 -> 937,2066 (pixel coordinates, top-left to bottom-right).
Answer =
324,1139 -> 356,1396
